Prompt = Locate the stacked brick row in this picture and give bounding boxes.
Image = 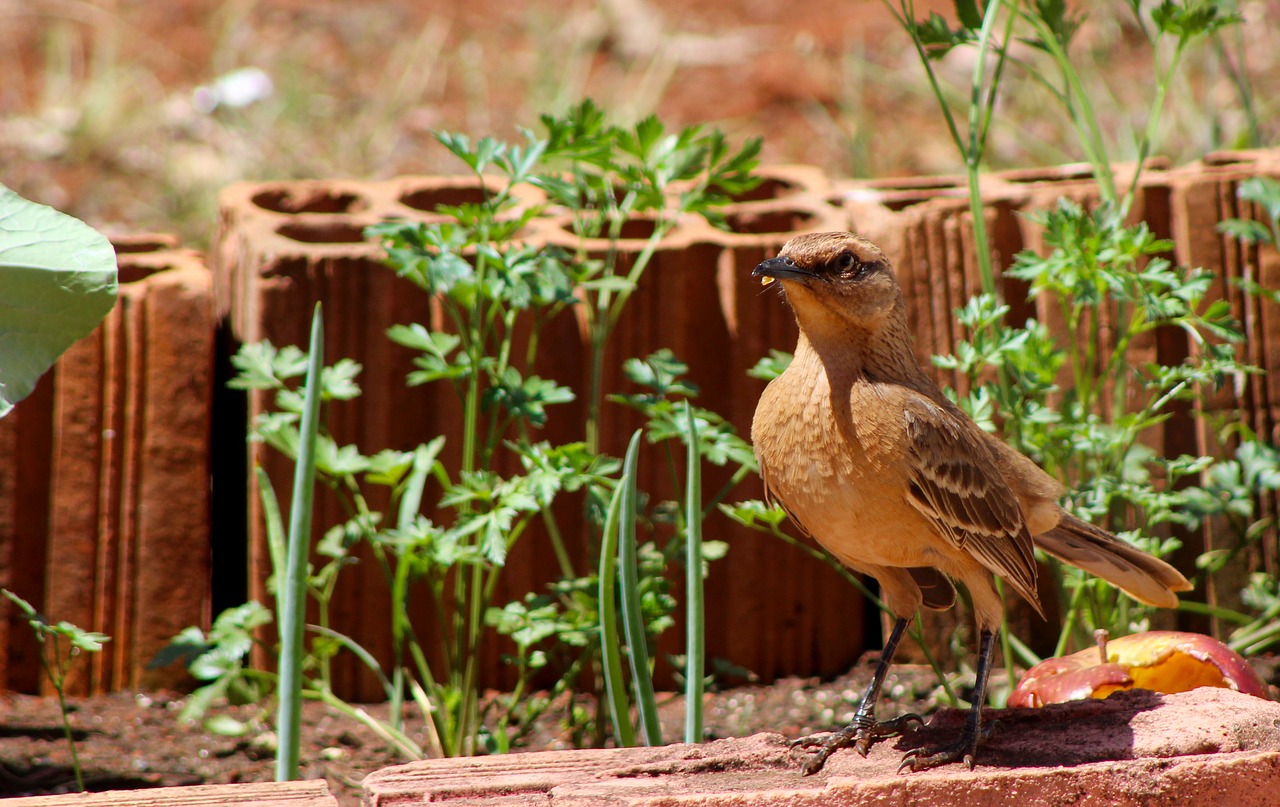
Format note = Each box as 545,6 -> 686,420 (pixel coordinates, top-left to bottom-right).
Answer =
210,168 -> 863,699
5,151 -> 1277,699
0,235 -> 215,695
211,151 -> 1280,698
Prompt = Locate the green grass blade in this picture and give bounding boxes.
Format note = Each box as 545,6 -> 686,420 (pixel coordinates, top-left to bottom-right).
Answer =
598,464 -> 635,747
682,402 -> 705,744
255,467 -> 286,591
306,623 -> 395,700
618,430 -> 661,746
306,688 -> 422,760
275,304 -> 324,782
388,438 -> 441,738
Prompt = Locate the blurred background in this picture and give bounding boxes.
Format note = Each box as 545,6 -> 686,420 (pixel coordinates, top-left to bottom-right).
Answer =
3,0 -> 1277,247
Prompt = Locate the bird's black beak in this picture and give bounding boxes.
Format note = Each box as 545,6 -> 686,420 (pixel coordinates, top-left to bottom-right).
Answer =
752,255 -> 811,282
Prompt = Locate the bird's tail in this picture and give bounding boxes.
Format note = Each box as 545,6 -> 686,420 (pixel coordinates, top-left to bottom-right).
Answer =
1034,513 -> 1193,609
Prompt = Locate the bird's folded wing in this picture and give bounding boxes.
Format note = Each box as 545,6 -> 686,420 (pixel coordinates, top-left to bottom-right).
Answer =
901,397 -> 1042,614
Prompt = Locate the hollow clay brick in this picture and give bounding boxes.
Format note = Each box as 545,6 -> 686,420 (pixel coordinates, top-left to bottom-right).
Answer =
44,317 -> 107,695
213,176 -> 554,700
1168,156 -> 1280,618
129,266 -> 216,689
0,372 -> 54,692
210,156 -> 1280,697
8,237 -> 215,696
215,173 -> 884,692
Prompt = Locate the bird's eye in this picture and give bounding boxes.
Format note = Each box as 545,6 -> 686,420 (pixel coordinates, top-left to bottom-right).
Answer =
837,251 -> 857,271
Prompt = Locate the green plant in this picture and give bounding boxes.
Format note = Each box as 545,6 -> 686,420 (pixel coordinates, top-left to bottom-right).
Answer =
275,304 -> 325,781
879,0 -> 1278,687
886,0 -> 1242,289
152,601 -> 276,736
681,401 -> 707,743
595,403 -> 715,746
0,187 -> 117,418
2,589 -> 109,792
1218,176 -> 1280,248
163,102 -> 759,757
225,342 -> 568,758
938,200 -> 1249,660
1182,435 -> 1280,654
609,430 -> 661,745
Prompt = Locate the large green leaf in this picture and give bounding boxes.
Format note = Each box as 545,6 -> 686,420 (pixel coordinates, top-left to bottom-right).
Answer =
0,187 -> 118,418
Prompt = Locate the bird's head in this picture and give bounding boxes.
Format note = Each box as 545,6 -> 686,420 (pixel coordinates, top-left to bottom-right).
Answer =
753,232 -> 903,332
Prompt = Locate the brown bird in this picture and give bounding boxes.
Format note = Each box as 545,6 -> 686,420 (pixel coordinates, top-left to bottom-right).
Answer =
750,232 -> 1192,774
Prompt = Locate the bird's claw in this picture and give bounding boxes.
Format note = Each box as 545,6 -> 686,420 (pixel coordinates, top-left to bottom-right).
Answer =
791,713 -> 924,775
896,717 -> 1000,774
896,743 -> 975,774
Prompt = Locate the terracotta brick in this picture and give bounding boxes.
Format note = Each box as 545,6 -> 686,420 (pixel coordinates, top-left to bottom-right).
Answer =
0,372 -> 54,692
4,237 -> 214,696
363,688 -> 1280,807
213,176 -> 551,700
2,779 -> 337,806
213,172 -> 879,693
1168,155 -> 1280,617
130,266 -> 216,688
44,318 -> 107,694
209,155 -> 1280,699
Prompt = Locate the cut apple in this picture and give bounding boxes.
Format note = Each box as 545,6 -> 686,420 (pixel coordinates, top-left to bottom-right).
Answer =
1009,631 -> 1271,708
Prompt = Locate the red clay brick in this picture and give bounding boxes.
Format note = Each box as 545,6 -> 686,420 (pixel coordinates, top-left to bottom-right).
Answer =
208,154 -> 1280,699
363,688 -> 1280,807
2,779 -> 337,806
5,237 -> 214,695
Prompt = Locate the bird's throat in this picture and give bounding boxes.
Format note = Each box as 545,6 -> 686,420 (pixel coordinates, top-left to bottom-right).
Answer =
795,310 -> 926,388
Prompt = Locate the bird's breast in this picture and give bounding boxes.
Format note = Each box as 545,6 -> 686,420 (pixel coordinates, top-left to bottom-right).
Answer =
751,361 -> 931,569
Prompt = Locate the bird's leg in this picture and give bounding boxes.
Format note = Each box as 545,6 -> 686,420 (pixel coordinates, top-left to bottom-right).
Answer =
792,616 -> 923,775
898,627 -> 998,773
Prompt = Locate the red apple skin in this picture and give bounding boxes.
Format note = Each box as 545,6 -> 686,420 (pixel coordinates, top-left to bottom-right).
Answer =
1009,631 -> 1271,708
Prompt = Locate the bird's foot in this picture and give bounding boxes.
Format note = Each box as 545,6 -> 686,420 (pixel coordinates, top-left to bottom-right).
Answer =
896,717 -> 1000,774
791,713 -> 923,775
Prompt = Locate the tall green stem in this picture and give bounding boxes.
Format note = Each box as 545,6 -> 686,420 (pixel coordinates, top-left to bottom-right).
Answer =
45,646 -> 85,792
276,305 -> 324,782
1017,8 -> 1117,205
963,0 -> 1016,297
1124,40 -> 1187,213
683,403 -> 705,743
